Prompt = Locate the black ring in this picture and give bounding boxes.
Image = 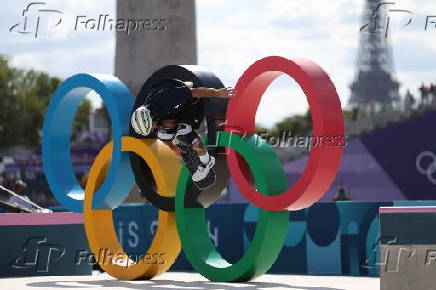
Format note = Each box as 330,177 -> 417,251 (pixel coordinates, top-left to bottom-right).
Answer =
129,65 -> 230,212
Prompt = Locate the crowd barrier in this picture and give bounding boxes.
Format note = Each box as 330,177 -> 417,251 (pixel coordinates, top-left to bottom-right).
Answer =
4,201 -> 436,277
0,212 -> 91,277
109,201 -> 390,277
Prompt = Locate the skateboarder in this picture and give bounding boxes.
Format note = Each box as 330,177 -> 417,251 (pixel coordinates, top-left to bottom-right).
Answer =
131,78 -> 235,187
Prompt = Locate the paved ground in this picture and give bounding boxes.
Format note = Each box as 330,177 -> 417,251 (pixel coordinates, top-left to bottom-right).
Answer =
0,272 -> 379,290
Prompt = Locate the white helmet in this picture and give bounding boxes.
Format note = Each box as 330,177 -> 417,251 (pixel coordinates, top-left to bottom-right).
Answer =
131,105 -> 153,136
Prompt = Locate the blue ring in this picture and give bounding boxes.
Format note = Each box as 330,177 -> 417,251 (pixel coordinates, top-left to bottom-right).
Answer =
42,74 -> 134,212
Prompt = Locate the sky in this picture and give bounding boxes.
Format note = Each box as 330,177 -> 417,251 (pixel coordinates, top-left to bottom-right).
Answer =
1,0 -> 436,128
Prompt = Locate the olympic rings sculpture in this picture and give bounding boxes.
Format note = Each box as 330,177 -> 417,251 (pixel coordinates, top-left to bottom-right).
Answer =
42,56 -> 344,282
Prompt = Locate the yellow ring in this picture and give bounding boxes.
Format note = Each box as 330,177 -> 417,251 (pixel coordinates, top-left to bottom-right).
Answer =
84,136 -> 182,280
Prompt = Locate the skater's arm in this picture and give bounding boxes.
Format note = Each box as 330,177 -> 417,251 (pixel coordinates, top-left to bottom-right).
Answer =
182,81 -> 235,99
190,87 -> 236,99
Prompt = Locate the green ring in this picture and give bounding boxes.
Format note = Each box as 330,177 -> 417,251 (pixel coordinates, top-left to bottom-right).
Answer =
175,131 -> 290,282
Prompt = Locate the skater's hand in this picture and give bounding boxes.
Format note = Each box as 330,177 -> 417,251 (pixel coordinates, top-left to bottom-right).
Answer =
216,87 -> 236,98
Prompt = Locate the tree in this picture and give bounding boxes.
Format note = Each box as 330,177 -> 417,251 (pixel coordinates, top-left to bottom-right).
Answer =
0,55 -> 90,148
72,99 -> 91,139
0,56 -> 19,147
274,109 -> 312,137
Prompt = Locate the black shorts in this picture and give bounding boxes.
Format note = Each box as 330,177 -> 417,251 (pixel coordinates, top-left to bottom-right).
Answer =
158,99 -> 204,130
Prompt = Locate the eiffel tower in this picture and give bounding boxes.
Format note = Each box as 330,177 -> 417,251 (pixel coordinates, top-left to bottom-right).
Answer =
349,0 -> 400,107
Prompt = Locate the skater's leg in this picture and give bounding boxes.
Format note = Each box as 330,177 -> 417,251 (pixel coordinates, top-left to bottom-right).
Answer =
173,123 -> 215,182
192,137 -> 211,165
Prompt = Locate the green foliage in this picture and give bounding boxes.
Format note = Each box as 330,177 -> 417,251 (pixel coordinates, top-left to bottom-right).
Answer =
258,109 -> 312,137
0,55 -> 90,148
72,99 -> 91,139
274,110 -> 312,136
254,110 -> 313,146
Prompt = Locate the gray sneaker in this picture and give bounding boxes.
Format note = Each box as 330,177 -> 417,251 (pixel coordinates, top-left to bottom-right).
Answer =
192,156 -> 215,182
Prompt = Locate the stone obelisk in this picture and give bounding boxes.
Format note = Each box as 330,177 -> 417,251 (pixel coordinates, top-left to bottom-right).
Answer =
115,0 -> 197,97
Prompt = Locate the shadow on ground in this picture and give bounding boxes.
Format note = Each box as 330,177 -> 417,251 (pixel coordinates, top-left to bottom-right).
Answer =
27,278 -> 345,290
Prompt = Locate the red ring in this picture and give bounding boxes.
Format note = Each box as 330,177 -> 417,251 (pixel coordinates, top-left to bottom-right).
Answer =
225,56 -> 344,211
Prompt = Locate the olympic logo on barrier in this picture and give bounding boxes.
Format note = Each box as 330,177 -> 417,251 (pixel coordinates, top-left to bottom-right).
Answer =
42,56 -> 344,282
416,151 -> 436,184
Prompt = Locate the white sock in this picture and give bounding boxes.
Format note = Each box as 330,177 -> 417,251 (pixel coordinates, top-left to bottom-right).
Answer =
199,152 -> 210,165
